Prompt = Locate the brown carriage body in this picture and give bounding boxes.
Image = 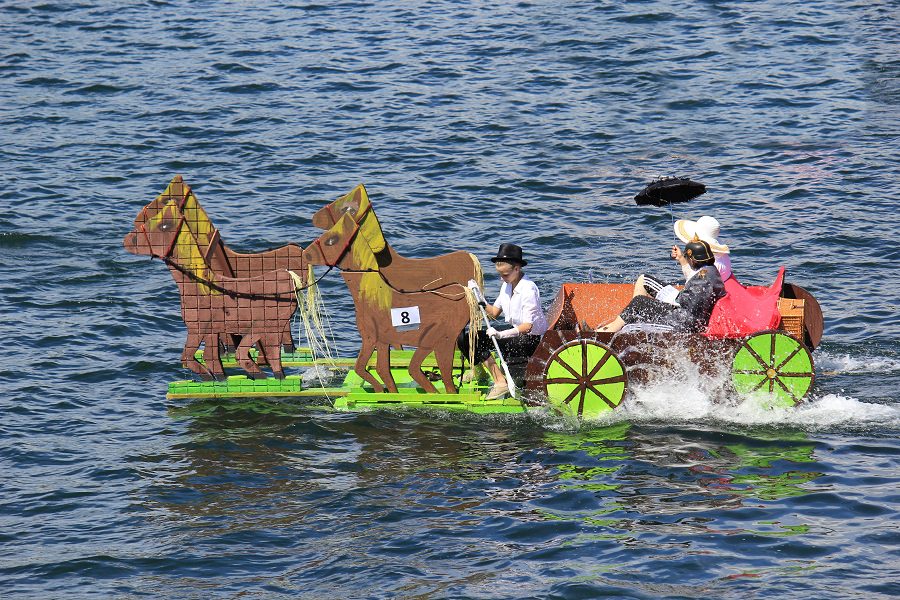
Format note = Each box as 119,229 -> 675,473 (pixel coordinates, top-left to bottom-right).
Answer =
525,281 -> 822,416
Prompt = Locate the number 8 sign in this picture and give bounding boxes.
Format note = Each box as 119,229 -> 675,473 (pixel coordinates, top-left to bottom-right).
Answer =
391,306 -> 421,331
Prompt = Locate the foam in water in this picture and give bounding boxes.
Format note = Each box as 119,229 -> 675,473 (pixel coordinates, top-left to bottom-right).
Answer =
815,348 -> 900,375
572,354 -> 900,430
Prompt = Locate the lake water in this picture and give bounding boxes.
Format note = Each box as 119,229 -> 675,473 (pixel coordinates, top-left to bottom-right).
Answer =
1,1 -> 899,598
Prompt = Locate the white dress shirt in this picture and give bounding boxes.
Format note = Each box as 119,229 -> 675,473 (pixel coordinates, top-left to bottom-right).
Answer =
493,275 -> 548,336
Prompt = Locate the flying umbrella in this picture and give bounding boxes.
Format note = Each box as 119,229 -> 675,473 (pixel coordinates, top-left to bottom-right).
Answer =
634,176 -> 706,207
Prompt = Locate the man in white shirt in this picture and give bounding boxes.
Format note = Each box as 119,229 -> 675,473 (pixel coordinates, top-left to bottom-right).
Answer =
461,244 -> 548,400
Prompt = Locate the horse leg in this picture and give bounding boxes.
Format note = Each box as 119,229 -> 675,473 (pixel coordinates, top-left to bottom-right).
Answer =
203,333 -> 226,381
253,339 -> 269,366
354,338 -> 383,392
181,331 -> 209,378
237,334 -> 265,379
375,342 -> 399,393
433,338 -> 459,394
259,333 -> 285,379
281,324 -> 296,353
408,346 -> 439,394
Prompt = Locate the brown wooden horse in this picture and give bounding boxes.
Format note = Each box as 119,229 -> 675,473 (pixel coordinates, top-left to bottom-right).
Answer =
124,194 -> 303,380
303,213 -> 478,394
311,184 -> 482,296
144,175 -> 304,352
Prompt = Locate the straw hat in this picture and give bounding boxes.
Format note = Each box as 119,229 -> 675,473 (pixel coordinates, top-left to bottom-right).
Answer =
674,216 -> 730,254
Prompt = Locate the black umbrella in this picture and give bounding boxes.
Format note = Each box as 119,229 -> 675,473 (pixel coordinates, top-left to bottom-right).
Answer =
634,176 -> 706,207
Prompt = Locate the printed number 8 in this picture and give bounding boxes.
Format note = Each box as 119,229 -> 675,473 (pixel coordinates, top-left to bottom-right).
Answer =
401,311 -> 410,324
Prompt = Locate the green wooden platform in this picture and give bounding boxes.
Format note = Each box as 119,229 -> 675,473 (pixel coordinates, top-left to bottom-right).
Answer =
167,375 -> 348,400
168,349 -> 527,414
196,347 -> 466,369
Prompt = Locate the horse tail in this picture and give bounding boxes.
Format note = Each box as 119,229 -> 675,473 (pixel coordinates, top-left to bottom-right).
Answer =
463,287 -> 483,378
288,266 -> 336,366
467,252 -> 483,289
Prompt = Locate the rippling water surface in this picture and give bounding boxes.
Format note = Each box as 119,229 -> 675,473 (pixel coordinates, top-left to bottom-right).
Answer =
1,1 -> 899,598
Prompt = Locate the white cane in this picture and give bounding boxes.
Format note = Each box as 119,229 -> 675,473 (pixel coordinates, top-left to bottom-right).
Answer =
468,280 -> 517,399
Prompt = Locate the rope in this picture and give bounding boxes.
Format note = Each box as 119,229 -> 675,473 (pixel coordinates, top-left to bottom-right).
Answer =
289,266 -> 337,365
463,287 -> 482,381
163,258 -> 292,300
288,266 -> 341,401
162,256 -> 333,300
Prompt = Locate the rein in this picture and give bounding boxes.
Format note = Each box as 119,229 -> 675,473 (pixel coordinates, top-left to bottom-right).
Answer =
318,205 -> 465,295
339,267 -> 468,296
163,257 -> 332,300
139,200 -> 333,299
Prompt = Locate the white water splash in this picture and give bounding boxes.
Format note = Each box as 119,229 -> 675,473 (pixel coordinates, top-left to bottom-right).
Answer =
815,349 -> 900,376
576,364 -> 900,431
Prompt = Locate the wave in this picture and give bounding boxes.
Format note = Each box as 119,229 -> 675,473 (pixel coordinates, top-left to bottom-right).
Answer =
579,375 -> 900,431
815,349 -> 900,375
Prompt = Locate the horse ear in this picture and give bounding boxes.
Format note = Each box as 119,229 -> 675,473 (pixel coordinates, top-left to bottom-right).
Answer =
336,211 -> 358,233
355,184 -> 387,254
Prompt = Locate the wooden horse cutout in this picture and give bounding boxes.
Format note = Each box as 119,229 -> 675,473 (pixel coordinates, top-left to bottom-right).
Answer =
312,184 -> 482,295
146,175 -> 305,351
303,213 -> 477,394
124,194 -> 303,380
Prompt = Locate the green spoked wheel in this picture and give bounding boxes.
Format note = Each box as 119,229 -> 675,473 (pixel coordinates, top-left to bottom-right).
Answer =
732,330 -> 815,408
542,336 -> 628,420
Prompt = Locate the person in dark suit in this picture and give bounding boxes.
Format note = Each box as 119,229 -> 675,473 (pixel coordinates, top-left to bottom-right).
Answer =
597,238 -> 726,334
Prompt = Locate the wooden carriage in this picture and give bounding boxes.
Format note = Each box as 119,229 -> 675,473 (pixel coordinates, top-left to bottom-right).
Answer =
521,276 -> 823,419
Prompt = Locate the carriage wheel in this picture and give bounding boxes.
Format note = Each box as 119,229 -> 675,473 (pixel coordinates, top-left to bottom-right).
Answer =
732,330 -> 815,408
534,333 -> 628,420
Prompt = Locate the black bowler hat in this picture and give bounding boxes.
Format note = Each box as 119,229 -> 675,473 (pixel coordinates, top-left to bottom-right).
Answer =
490,243 -> 527,266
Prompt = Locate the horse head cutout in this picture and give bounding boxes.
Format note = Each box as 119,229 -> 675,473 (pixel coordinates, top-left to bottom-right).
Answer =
312,184 -> 386,254
125,193 -> 221,293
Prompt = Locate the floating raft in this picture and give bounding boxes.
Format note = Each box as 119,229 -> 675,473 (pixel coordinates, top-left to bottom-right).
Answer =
194,347 -> 459,369
170,347 -> 527,414
167,375 -> 345,400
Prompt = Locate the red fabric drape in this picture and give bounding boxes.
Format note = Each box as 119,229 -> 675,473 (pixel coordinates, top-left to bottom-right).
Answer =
704,267 -> 784,338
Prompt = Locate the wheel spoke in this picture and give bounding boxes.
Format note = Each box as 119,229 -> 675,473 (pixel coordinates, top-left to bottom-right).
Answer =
589,374 -> 628,386
554,350 -> 582,379
546,377 -> 581,385
743,343 -> 770,369
769,331 -> 776,365
560,385 -> 582,406
774,344 -> 802,371
585,383 -> 620,409
586,345 -> 612,380
773,376 -> 801,404
749,376 -> 769,393
581,341 -> 588,379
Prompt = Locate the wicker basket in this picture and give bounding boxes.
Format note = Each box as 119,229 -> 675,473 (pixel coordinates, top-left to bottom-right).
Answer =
777,297 -> 806,341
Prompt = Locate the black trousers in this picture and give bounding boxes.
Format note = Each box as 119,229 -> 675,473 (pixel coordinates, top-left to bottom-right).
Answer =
457,326 -> 542,367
